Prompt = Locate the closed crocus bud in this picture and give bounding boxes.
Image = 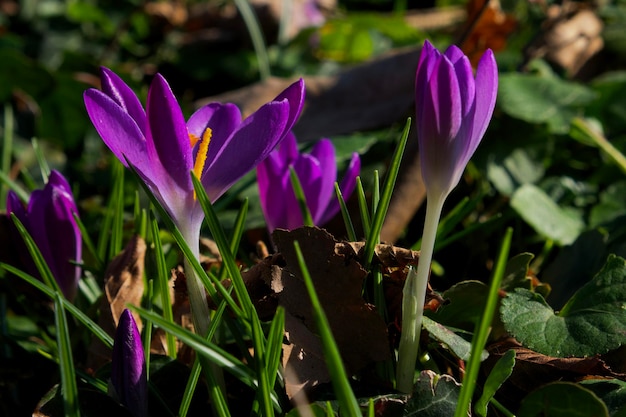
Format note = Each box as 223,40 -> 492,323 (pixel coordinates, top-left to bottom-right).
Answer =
415,40 -> 498,201
6,170 -> 82,301
396,41 -> 498,393
257,132 -> 360,233
110,309 -> 147,417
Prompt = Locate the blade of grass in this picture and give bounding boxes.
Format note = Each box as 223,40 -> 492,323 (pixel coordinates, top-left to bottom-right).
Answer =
150,217 -> 177,359
218,198 -> 249,282
0,170 -> 29,204
335,182 -> 357,241
453,227 -> 513,417
289,166 -> 314,227
1,103 -> 14,209
363,118 -> 411,268
133,306 -> 281,410
73,212 -> 103,271
32,138 -> 50,182
1,264 -> 114,347
109,165 -> 125,259
232,0 -> 271,80
9,214 -> 61,294
53,292 -> 81,417
144,279 -> 154,379
371,170 -> 380,218
97,161 -> 123,262
293,241 -> 361,417
356,177 -> 370,239
179,298 -> 230,417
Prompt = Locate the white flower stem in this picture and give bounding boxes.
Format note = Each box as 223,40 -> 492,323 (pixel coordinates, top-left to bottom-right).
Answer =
396,194 -> 445,393
183,257 -> 211,337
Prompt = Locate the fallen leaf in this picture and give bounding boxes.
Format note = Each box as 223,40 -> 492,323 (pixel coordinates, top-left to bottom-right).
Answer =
88,236 -> 146,369
485,338 -> 626,409
267,227 -> 391,397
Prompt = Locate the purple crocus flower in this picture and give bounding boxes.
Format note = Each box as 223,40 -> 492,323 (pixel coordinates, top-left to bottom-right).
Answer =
257,132 -> 360,232
83,68 -> 304,247
110,309 -> 147,417
6,170 -> 82,301
415,40 -> 498,201
396,41 -> 498,393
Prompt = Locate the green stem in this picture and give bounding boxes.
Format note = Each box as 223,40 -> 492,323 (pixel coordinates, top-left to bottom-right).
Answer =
454,228 -> 512,417
572,117 -> 626,175
396,195 -> 445,393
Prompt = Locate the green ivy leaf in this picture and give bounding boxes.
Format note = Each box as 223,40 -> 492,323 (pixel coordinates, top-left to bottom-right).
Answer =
404,371 -> 460,417
501,255 -> 626,357
518,382 -> 609,417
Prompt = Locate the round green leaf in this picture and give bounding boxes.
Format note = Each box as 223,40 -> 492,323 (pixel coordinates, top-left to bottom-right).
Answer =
518,382 -> 608,417
502,255 -> 626,357
510,184 -> 584,246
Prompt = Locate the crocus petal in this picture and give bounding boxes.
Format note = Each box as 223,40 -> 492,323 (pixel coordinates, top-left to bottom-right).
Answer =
319,152 -> 361,226
83,89 -> 148,171
6,191 -> 27,224
257,159 -> 290,231
415,40 -> 497,200
272,79 -> 306,134
279,132 -> 300,164
308,139 -> 337,221
415,41 -> 440,124
203,100 -> 290,201
470,49 -> 498,152
100,67 -> 147,133
188,103 -> 242,153
111,309 -> 147,417
28,172 -> 81,299
146,74 -> 194,192
292,154 -> 325,222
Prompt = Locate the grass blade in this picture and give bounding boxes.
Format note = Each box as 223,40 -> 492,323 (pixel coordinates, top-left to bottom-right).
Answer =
363,117 -> 411,268
0,263 -> 114,347
150,217 -> 177,359
1,103 -> 13,209
293,241 -> 361,417
53,292 -> 81,417
232,0 -> 271,80
454,227 -> 513,417
289,166 -> 314,227
335,182 -> 357,241
356,177 -> 370,239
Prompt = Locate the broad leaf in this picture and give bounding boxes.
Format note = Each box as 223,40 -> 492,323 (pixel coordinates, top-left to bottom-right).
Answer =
498,73 -> 596,133
475,349 -> 516,417
510,184 -> 584,246
502,255 -> 626,357
518,382 -> 608,417
422,316 -> 488,362
404,371 -> 460,417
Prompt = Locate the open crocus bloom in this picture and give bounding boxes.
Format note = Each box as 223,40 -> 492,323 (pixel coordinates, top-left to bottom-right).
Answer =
415,40 -> 498,201
6,170 -> 82,301
84,68 -> 305,244
257,132 -> 360,232
110,309 -> 146,417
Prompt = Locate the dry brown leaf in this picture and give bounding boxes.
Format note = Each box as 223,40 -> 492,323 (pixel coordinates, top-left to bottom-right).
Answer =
345,241 -> 420,269
459,0 -> 517,67
104,235 -> 146,329
486,338 -> 626,408
88,236 -> 146,369
269,227 -> 391,397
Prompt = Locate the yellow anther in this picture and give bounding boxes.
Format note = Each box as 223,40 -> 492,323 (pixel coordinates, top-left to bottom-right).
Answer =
193,128 -> 212,181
